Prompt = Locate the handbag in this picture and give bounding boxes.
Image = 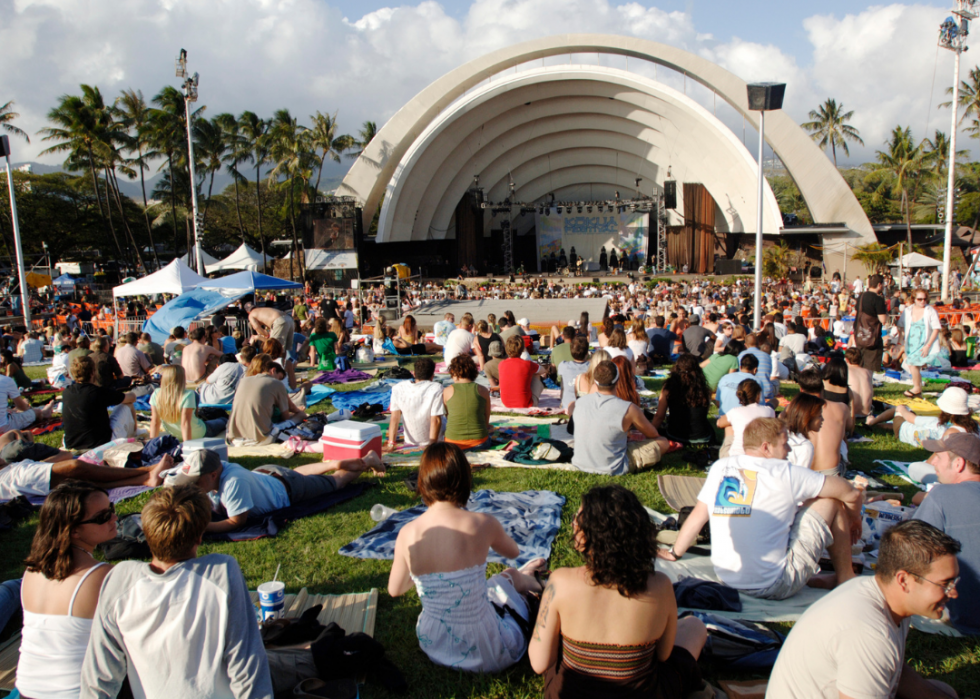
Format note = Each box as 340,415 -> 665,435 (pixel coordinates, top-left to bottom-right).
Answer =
853,292 -> 881,349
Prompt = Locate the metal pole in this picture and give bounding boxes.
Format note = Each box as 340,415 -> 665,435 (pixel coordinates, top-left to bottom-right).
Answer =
3,153 -> 30,324
753,110 -> 765,330
942,48 -> 961,302
184,94 -> 204,275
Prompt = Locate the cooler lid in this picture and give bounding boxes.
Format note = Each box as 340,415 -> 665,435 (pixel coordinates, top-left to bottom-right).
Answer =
322,420 -> 382,441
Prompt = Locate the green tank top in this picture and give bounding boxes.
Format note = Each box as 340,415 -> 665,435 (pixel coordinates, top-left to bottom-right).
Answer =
445,382 -> 488,442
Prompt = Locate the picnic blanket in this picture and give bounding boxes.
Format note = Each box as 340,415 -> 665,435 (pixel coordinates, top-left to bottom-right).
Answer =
226,443 -> 294,458
207,484 -> 366,541
880,397 -> 941,415
874,459 -> 935,489
305,384 -> 336,406
329,387 -> 392,412
28,417 -> 62,435
247,589 -> 379,637
339,489 -> 565,567
23,387 -> 61,397
490,387 -> 563,415
314,368 -> 374,384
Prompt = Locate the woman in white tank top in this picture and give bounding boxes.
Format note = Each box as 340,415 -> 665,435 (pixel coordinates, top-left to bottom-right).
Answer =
18,482 -> 118,699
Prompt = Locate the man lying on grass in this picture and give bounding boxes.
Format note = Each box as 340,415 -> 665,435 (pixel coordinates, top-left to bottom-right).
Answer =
0,451 -> 171,502
169,448 -> 384,534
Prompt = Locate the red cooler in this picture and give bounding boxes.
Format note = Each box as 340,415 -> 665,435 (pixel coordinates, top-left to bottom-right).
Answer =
320,421 -> 383,462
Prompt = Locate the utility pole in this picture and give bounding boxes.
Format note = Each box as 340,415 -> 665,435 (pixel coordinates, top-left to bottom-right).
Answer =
1,136 -> 30,324
175,49 -> 205,275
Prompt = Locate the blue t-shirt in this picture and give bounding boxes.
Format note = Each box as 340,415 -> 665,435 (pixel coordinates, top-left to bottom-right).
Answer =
210,463 -> 290,518
433,320 -> 455,346
913,481 -> 980,635
715,371 -> 763,416
220,335 -> 237,354
646,328 -> 676,357
737,348 -> 775,400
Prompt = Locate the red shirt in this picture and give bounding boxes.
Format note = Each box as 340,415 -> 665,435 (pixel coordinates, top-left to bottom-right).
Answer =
499,358 -> 538,408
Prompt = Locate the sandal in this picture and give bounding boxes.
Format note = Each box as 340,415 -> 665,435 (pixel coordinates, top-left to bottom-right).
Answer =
903,390 -> 922,399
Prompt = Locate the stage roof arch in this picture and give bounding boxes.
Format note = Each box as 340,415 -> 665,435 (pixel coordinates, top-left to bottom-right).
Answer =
339,33 -> 876,252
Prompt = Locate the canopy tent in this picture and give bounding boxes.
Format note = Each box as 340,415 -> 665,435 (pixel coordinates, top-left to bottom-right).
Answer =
52,274 -> 76,289
25,272 -> 52,289
179,245 -> 221,269
207,243 -> 265,272
113,258 -> 209,298
142,288 -> 248,345
889,252 -> 943,268
197,270 -> 302,292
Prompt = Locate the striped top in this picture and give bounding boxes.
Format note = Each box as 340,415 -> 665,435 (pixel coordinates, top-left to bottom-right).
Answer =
561,635 -> 657,681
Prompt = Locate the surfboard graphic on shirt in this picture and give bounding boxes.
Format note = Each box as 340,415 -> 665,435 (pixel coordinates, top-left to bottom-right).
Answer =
713,469 -> 759,517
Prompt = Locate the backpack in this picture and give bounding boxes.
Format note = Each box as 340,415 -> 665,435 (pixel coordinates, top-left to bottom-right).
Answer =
853,292 -> 881,349
680,611 -> 784,672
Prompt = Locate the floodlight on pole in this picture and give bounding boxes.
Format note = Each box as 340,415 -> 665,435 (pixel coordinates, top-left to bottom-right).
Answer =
176,49 -> 204,275
747,82 -> 786,330
939,1 -> 976,302
0,135 -> 30,324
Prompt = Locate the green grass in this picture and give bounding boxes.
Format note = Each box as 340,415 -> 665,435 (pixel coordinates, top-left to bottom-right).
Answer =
3,365 -> 980,697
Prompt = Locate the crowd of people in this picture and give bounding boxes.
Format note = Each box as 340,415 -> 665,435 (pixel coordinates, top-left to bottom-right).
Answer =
0,265 -> 977,698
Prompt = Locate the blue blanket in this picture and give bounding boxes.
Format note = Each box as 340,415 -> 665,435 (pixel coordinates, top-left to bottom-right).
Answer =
305,384 -> 336,407
339,489 -> 565,567
330,388 -> 392,412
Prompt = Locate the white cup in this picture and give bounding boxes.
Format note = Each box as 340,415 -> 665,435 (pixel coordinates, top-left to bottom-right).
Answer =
370,504 -> 397,522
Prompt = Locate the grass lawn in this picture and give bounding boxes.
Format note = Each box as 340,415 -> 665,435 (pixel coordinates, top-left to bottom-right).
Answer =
2,364 -> 979,698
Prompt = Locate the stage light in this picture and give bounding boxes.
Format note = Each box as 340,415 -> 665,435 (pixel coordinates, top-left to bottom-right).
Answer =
586,205 -> 592,213
577,206 -> 583,213
557,206 -> 562,213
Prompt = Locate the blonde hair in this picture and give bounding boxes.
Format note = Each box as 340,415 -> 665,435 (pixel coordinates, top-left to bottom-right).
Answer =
373,315 -> 387,340
246,353 -> 276,377
743,417 -> 786,452
328,317 -> 345,338
585,349 -> 612,385
155,365 -> 187,425
142,486 -> 211,563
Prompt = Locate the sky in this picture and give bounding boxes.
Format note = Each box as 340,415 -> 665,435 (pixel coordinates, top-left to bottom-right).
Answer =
0,0 -> 973,181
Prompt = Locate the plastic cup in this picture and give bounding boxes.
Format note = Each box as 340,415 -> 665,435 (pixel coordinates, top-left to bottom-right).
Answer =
257,581 -> 285,621
370,504 -> 397,522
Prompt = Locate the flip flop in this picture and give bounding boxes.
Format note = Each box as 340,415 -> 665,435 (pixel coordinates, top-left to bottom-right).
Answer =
903,390 -> 922,399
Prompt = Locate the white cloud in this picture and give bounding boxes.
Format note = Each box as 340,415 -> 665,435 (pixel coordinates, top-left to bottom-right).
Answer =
0,0 -> 967,172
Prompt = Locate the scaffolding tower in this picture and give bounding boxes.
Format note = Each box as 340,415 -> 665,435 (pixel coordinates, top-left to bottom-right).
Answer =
656,193 -> 668,273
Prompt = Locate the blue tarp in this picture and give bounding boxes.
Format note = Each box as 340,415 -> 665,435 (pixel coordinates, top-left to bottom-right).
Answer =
142,288 -> 247,344
196,271 -> 301,292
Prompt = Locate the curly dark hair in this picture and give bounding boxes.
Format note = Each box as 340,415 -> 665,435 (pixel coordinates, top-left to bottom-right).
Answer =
449,354 -> 478,381
663,353 -> 711,407
577,485 -> 658,598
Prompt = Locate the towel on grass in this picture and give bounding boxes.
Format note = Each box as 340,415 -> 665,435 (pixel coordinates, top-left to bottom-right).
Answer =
881,397 -> 941,415
314,369 -> 373,384
339,489 -> 565,567
305,384 -> 336,406
207,484 -> 366,541
330,388 -> 392,412
490,388 -> 562,414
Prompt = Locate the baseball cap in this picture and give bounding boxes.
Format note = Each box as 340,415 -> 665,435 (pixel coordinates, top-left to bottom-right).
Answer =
164,449 -> 222,487
517,318 -> 530,326
936,387 -> 970,416
922,431 -> 980,464
488,341 -> 504,358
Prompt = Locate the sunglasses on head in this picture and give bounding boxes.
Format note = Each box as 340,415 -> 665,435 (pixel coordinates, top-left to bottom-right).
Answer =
78,502 -> 115,526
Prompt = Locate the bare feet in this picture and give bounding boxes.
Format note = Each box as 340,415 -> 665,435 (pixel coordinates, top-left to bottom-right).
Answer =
519,558 -> 548,579
362,450 -> 386,477
146,454 -> 173,488
37,404 -> 55,420
503,558 -> 548,594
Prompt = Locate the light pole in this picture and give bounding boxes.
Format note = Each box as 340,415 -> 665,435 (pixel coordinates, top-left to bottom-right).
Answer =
175,49 -> 204,275
939,1 -> 976,301
747,82 -> 786,330
1,136 -> 31,324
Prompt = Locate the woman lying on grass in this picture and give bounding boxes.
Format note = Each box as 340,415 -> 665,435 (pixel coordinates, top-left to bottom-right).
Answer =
528,484 -> 707,699
387,442 -> 546,672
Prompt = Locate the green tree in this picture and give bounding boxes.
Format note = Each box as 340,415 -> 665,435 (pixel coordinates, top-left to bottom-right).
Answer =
851,242 -> 895,275
0,101 -> 29,143
345,120 -> 378,160
308,111 -> 353,195
239,111 -> 270,269
801,98 -> 864,167
268,109 -> 312,281
866,126 -> 934,250
762,240 -> 793,279
215,113 -> 250,242
114,89 -> 161,269
940,65 -> 980,125
192,116 -> 227,230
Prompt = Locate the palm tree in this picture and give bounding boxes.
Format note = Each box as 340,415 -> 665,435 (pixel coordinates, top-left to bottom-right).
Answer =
940,65 -> 980,125
345,120 -> 377,160
0,101 -> 29,143
267,109 -> 311,281
192,116 -> 227,230
801,99 -> 864,167
114,89 -> 161,269
307,111 -> 353,195
867,126 -> 934,250
239,111 -> 270,269
215,113 -> 250,242
852,243 -> 895,275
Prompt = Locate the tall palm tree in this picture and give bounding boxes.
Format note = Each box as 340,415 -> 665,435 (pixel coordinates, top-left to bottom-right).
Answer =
867,126 -> 934,250
345,120 -> 377,160
801,98 -> 864,167
239,111 -> 270,269
307,111 -> 353,195
114,89 -> 161,269
192,116 -> 227,230
215,113 -> 250,242
0,101 -> 29,143
940,65 -> 980,125
268,109 -> 311,281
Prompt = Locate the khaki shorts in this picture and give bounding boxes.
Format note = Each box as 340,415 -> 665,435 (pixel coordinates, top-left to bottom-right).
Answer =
740,507 -> 833,600
626,438 -> 663,473
270,315 -> 295,359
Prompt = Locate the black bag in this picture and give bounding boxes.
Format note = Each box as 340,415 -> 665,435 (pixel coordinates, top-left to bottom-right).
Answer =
0,495 -> 36,531
853,292 -> 881,349
678,505 -> 711,544
98,514 -> 151,561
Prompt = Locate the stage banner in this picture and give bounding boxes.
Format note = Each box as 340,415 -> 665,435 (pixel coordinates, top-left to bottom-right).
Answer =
534,210 -> 648,270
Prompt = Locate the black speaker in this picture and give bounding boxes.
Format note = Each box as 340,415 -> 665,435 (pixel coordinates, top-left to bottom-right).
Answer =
664,180 -> 677,209
0,135 -> 9,158
747,83 -> 786,111
715,259 -> 743,276
593,277 -> 600,283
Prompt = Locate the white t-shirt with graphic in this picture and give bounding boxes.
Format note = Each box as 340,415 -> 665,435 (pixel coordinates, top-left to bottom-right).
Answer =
696,455 -> 826,590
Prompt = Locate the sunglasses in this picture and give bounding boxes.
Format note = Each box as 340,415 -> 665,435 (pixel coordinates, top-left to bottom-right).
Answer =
916,298 -> 928,302
78,502 -> 115,526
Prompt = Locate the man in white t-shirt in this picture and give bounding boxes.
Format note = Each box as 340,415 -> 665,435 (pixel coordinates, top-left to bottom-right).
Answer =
767,520 -> 962,699
443,314 -> 475,365
432,313 -> 456,346
384,358 -> 445,450
660,417 -> 864,600
852,275 -> 864,294
0,373 -> 53,434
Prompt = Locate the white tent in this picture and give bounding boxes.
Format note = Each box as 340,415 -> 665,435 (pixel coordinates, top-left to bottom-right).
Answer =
179,245 -> 221,270
208,243 -> 265,272
889,252 -> 943,268
112,258 -> 210,298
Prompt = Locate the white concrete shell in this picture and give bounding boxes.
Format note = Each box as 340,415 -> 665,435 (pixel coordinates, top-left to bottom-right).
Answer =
376,66 -> 782,242
339,33 -> 876,264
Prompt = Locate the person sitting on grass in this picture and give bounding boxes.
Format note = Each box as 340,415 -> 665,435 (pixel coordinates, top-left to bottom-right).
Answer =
714,352 -> 763,417
557,337 -> 590,412
394,315 -> 441,356
569,360 -> 669,476
181,327 -> 223,384
196,354 -> 245,407
2,351 -> 36,390
767,520 -> 962,699
700,338 -> 744,391
149,365 -> 228,443
483,340 -> 505,391
387,442 -> 546,673
442,355 -> 491,450
170,448 -> 382,534
385,357 -> 445,452
17,482 -> 118,699
549,326 -> 577,367
798,368 -> 850,476
63,356 -> 138,450
717,378 -> 774,458
80,485 -> 274,698
573,349 -> 611,399
651,353 -> 715,445
866,385 -> 978,446
661,418 -> 864,600
529,484 -> 707,699
498,335 -> 548,409
0,359 -> 55,435
307,317 -> 337,371
226,355 -> 307,446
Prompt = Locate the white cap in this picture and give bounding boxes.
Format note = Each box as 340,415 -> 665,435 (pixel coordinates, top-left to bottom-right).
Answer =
163,449 -> 222,487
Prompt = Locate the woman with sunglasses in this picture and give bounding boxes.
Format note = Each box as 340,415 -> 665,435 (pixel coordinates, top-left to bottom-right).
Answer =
900,291 -> 941,398
18,482 -> 118,699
